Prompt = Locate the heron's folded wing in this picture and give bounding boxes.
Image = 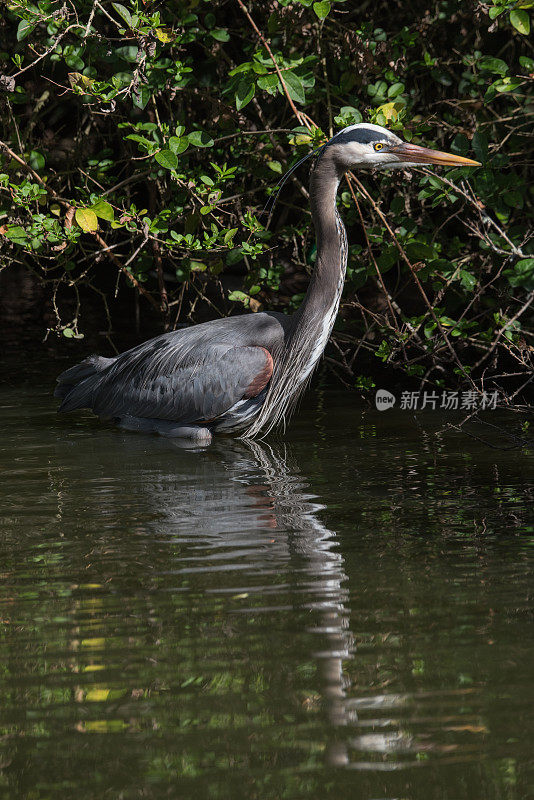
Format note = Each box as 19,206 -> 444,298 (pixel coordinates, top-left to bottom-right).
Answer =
61,344 -> 273,423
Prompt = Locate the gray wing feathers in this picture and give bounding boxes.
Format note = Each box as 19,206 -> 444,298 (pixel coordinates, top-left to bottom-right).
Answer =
59,343 -> 270,424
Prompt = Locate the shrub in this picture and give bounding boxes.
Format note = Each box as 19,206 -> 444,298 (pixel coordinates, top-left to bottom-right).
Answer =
0,0 -> 532,398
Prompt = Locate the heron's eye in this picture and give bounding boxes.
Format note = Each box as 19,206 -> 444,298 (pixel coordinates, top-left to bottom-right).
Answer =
374,143 -> 384,151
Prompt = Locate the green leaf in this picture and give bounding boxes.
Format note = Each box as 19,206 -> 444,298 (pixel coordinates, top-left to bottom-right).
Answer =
168,136 -> 189,155
313,1 -> 331,18
506,258 -> 534,290
387,82 -> 405,98
75,208 -> 98,232
405,240 -> 434,260
125,133 -> 151,148
29,150 -> 45,170
228,290 -> 249,303
267,160 -> 282,174
334,105 -> 362,125
4,225 -> 27,242
228,63 -> 252,77
224,228 -> 238,245
471,131 -> 488,163
116,45 -> 138,63
459,270 -> 477,291
61,327 -> 84,339
17,19 -> 35,41
235,79 -> 255,110
257,73 -> 279,93
91,200 -> 114,221
487,77 -> 523,99
132,85 -> 151,110
211,28 -> 230,42
112,2 -> 133,27
509,9 -> 530,34
519,55 -> 534,72
450,133 -> 469,155
226,249 -> 244,266
377,251 -> 395,272
188,131 -> 214,148
282,71 -> 306,104
515,258 -> 534,272
65,54 -> 85,71
478,56 -> 508,75
155,150 -> 178,170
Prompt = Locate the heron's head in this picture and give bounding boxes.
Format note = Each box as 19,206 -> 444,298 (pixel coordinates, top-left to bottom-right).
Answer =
324,123 -> 481,172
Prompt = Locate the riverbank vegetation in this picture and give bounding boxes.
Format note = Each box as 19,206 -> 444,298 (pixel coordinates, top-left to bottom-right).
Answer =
0,0 -> 532,402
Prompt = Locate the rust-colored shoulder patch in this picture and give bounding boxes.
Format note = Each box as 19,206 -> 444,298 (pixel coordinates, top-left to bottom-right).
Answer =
244,347 -> 274,398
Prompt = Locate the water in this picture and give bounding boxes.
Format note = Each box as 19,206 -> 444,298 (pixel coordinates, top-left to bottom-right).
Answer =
1,360 -> 533,799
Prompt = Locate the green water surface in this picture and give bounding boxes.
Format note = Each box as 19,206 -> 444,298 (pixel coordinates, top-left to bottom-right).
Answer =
1,361 -> 533,799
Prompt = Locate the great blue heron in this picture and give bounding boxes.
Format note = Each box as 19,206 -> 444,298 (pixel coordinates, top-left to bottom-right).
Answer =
55,123 -> 480,443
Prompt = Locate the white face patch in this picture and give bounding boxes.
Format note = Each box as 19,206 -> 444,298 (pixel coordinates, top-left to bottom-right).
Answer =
341,141 -> 396,168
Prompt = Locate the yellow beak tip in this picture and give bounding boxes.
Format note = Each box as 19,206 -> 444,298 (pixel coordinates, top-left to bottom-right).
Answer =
438,154 -> 482,168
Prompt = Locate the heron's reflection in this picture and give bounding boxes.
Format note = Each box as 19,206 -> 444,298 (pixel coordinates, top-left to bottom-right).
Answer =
52,430 -> 355,765
51,427 -> 450,769
145,436 -> 353,765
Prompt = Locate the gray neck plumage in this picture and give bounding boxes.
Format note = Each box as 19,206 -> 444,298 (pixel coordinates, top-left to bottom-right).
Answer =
243,147 -> 347,438
292,149 -> 347,340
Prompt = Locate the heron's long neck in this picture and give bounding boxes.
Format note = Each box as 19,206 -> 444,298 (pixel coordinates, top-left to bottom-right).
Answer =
294,152 -> 346,332
242,151 -> 346,438
291,151 -> 347,357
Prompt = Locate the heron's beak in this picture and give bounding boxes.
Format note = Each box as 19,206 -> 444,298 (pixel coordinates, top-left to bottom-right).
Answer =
389,142 -> 481,167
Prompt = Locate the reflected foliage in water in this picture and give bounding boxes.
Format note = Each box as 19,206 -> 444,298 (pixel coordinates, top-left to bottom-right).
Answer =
0,371 -> 533,799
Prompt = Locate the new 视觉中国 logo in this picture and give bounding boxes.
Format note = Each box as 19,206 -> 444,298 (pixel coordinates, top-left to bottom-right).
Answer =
375,390 -> 396,411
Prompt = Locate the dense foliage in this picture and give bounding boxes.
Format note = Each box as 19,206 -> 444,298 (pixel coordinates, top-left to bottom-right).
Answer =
0,0 -> 532,400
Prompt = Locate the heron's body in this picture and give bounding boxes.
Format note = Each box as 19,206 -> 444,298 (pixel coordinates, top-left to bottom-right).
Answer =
55,123 -> 479,443
56,313 -> 288,440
